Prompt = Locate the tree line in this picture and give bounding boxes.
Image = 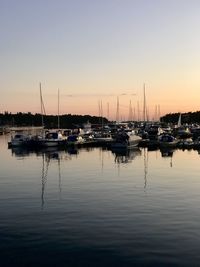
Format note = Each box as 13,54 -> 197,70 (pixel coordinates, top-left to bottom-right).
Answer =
0,112 -> 108,129
2,110 -> 200,127
161,111 -> 200,124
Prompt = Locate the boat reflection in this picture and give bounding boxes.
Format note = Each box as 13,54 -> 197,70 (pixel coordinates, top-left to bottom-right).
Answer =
10,146 -> 77,208
160,148 -> 174,167
111,147 -> 142,164
160,148 -> 174,158
11,146 -> 34,158
10,146 -> 79,159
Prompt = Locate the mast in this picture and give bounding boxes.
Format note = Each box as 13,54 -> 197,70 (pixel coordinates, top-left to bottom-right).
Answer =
133,106 -> 136,121
143,83 -> 146,122
58,88 -> 60,129
98,100 -> 101,124
158,104 -> 160,122
39,83 -> 46,129
107,102 -> 109,121
40,83 -> 45,128
137,101 -> 140,121
101,100 -> 103,130
128,100 -> 133,121
116,96 -> 119,123
155,105 -> 158,122
40,83 -> 43,127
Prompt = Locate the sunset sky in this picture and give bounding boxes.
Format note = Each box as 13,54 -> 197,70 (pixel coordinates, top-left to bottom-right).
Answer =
1,0 -> 200,120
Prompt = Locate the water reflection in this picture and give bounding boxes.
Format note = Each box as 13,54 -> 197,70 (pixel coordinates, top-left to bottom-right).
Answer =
143,148 -> 148,189
41,153 -> 50,208
11,146 -> 78,159
11,146 -> 34,158
160,148 -> 174,158
111,148 -> 141,164
3,136 -> 200,266
160,148 -> 174,167
10,145 -> 175,200
10,147 -> 75,208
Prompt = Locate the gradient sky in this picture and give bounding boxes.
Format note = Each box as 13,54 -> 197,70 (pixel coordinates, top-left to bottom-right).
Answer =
1,0 -> 200,120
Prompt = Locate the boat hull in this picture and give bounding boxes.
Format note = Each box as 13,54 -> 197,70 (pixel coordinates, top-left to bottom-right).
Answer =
38,139 -> 66,147
111,136 -> 142,149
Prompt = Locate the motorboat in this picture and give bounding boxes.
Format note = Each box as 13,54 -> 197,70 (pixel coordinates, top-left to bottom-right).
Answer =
38,131 -> 66,147
93,132 -> 113,143
159,134 -> 179,148
9,133 -> 31,147
111,130 -> 142,149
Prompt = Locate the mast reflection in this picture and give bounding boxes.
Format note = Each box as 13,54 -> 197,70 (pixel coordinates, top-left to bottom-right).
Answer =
40,149 -> 75,208
143,148 -> 148,189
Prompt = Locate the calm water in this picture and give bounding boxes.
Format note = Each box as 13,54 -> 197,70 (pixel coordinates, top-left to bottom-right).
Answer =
1,135 -> 200,266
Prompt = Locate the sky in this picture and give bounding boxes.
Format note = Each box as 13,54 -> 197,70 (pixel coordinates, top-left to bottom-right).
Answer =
1,0 -> 200,120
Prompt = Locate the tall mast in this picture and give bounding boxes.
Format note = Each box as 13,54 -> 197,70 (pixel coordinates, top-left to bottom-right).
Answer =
128,100 -> 132,121
40,83 -> 44,128
158,104 -> 160,122
155,105 -> 158,122
107,102 -> 109,121
98,100 -> 101,124
143,83 -> 146,122
137,101 -> 140,121
58,88 -> 60,129
133,106 -> 136,121
116,96 -> 119,123
101,100 -> 103,130
40,83 -> 46,128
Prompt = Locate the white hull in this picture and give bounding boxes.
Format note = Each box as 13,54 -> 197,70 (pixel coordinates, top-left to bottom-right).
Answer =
38,130 -> 66,147
112,135 -> 142,149
43,140 -> 60,147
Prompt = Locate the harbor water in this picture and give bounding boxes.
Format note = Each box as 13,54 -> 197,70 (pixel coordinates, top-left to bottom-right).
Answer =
1,134 -> 200,266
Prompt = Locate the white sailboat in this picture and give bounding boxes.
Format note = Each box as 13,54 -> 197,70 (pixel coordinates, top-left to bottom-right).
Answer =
177,113 -> 182,128
176,113 -> 192,138
38,88 -> 66,147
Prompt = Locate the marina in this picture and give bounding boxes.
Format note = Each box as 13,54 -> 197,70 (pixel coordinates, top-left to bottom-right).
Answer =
6,121 -> 200,151
2,1 -> 200,266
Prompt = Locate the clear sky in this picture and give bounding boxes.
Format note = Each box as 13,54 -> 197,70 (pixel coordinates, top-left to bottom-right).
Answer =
1,0 -> 200,120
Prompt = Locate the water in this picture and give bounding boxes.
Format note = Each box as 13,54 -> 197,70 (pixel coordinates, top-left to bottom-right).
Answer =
1,135 -> 200,266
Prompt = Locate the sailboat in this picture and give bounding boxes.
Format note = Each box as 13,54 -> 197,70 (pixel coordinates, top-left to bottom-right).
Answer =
38,88 -> 67,147
177,113 -> 182,128
175,113 -> 192,139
